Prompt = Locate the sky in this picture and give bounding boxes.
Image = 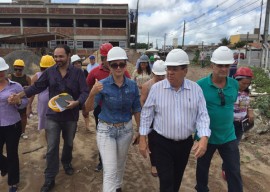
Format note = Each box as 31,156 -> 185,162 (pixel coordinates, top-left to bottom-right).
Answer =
0,0 -> 267,48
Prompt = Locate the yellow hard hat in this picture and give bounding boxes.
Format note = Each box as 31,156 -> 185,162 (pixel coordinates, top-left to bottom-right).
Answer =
13,59 -> 25,67
40,55 -> 56,68
48,93 -> 69,112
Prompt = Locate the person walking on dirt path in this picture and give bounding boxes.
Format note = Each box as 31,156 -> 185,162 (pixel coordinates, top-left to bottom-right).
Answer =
0,57 -> 28,192
8,59 -> 31,140
139,49 -> 211,192
26,55 -> 55,146
195,46 -> 243,192
8,44 -> 89,192
86,43 -> 130,172
140,60 -> 166,178
85,47 -> 141,192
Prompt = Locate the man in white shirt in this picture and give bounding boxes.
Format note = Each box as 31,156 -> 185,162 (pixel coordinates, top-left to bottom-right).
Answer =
86,55 -> 99,73
139,49 -> 211,192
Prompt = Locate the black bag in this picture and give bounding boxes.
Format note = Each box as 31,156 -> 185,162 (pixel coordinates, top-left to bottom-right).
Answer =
241,118 -> 254,132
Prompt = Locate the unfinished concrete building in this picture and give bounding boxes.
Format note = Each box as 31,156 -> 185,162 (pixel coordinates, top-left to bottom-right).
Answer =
0,0 -> 133,56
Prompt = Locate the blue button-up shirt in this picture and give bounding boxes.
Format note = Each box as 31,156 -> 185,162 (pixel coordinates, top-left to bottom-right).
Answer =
95,75 -> 141,123
25,64 -> 89,121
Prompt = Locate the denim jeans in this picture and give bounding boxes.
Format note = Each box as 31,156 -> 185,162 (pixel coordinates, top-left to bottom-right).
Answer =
44,118 -> 77,182
196,139 -> 243,192
97,120 -> 133,192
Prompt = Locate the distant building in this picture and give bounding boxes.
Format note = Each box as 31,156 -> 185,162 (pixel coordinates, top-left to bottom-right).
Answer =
230,28 -> 263,45
0,1 -> 131,52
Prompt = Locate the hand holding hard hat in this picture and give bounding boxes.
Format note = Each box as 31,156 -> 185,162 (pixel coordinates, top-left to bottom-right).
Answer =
48,93 -> 75,112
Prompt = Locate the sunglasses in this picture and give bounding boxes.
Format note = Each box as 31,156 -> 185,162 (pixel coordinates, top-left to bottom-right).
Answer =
218,89 -> 225,106
14,68 -> 23,72
110,63 -> 126,69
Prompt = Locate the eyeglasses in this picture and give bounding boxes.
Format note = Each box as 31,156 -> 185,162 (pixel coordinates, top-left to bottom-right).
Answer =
110,62 -> 126,69
218,89 -> 225,106
14,68 -> 23,72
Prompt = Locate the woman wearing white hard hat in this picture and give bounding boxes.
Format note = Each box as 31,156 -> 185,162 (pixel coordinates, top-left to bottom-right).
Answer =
85,47 -> 141,192
140,60 -> 166,177
0,57 -> 28,192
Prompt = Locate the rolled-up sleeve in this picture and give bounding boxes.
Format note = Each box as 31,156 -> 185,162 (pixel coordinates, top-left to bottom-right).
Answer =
77,70 -> 89,106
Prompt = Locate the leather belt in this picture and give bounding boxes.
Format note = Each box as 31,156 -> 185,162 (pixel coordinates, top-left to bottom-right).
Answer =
99,120 -> 127,128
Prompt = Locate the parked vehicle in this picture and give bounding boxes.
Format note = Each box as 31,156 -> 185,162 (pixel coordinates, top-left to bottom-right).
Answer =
234,52 -> 245,60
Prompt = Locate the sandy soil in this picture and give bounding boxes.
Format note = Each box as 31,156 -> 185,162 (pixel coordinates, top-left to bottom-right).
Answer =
1,64 -> 269,192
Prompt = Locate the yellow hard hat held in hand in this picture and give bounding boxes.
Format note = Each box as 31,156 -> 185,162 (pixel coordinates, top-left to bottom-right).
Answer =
48,93 -> 73,112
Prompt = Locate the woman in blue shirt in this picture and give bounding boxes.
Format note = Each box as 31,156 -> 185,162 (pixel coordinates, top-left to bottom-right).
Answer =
85,47 -> 141,192
0,57 -> 28,192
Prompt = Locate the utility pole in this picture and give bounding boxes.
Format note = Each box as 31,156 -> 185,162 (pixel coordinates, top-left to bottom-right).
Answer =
164,33 -> 167,55
182,20 -> 185,48
262,0 -> 270,67
258,0 -> 263,42
135,0 -> 139,51
246,32 -> 249,57
156,39 -> 158,49
147,32 -> 149,49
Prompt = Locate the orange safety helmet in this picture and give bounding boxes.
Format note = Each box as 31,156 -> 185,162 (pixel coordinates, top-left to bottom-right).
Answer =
100,43 -> 113,56
234,67 -> 254,79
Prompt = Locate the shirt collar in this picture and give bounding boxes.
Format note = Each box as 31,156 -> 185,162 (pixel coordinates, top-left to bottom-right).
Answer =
163,78 -> 190,91
108,75 -> 128,86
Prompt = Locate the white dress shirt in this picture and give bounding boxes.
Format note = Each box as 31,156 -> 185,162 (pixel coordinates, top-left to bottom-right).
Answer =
140,79 -> 211,141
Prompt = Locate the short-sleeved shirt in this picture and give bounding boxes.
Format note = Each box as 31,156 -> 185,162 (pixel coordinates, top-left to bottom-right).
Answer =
86,63 -> 99,73
94,75 -> 141,123
196,74 -> 239,144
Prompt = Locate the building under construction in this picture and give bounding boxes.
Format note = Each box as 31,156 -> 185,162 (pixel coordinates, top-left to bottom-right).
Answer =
0,0 -> 136,56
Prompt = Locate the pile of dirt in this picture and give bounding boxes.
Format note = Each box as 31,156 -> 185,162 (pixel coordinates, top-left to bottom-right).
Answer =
4,50 -> 41,75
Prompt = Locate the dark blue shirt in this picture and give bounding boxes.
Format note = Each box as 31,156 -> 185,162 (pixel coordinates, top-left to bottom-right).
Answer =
95,75 -> 141,123
25,64 -> 89,121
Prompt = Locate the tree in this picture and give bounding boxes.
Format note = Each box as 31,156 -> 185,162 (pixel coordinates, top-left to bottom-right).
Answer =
220,37 -> 230,45
130,43 -> 148,49
234,41 -> 246,48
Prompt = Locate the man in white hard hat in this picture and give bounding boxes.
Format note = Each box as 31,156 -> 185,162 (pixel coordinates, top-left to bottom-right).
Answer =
195,46 -> 242,192
139,49 -> 211,192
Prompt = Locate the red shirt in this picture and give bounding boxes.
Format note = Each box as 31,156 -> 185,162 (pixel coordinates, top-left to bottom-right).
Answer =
86,63 -> 131,87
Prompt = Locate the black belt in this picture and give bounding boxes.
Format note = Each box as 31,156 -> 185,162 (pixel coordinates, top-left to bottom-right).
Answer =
99,120 -> 128,128
153,130 -> 192,143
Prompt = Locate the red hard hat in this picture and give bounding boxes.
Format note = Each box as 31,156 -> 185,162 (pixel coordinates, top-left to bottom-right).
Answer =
100,43 -> 113,56
234,67 -> 253,78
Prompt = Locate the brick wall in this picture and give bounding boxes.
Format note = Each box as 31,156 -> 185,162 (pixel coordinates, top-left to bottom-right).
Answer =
0,27 -> 20,35
75,8 -> 99,15
23,27 -> 48,34
76,28 -> 100,36
0,7 -> 20,13
49,8 -> 73,14
102,9 -> 127,15
50,27 -> 74,36
102,29 -> 126,36
22,8 -> 47,14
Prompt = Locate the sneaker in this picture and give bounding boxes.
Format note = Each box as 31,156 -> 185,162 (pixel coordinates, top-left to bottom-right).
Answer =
63,163 -> 74,175
222,170 -> 227,181
9,186 -> 17,192
94,162 -> 103,172
40,180 -> 55,192
21,133 -> 28,139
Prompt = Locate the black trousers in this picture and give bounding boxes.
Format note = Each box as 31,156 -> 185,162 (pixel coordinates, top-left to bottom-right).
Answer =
152,130 -> 193,192
0,121 -> 22,185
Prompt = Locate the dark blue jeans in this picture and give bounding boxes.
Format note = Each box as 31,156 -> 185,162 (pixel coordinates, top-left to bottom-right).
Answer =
196,140 -> 243,192
44,118 -> 77,182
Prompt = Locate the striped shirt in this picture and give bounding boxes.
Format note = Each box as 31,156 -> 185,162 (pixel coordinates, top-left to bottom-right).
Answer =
140,79 -> 211,140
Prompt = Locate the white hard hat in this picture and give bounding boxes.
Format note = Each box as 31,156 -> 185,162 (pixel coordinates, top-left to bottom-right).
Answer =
0,57 -> 9,71
107,47 -> 128,62
154,55 -> 160,59
71,55 -> 81,63
165,49 -> 190,66
210,46 -> 234,64
152,60 -> 166,75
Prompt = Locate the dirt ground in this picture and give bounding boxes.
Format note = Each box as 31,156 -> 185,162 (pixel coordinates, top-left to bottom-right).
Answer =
1,65 -> 270,192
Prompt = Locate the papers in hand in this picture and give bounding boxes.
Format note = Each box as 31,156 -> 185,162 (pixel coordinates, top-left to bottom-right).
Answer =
55,94 -> 74,112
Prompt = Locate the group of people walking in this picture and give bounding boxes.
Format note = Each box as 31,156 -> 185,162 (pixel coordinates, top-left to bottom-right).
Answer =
0,43 -> 254,192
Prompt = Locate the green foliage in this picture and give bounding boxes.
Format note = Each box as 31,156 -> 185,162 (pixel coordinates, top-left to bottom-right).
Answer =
234,41 -> 246,48
191,49 -> 200,64
250,67 -> 270,118
220,37 -> 230,45
250,67 -> 270,93
130,42 -> 153,49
